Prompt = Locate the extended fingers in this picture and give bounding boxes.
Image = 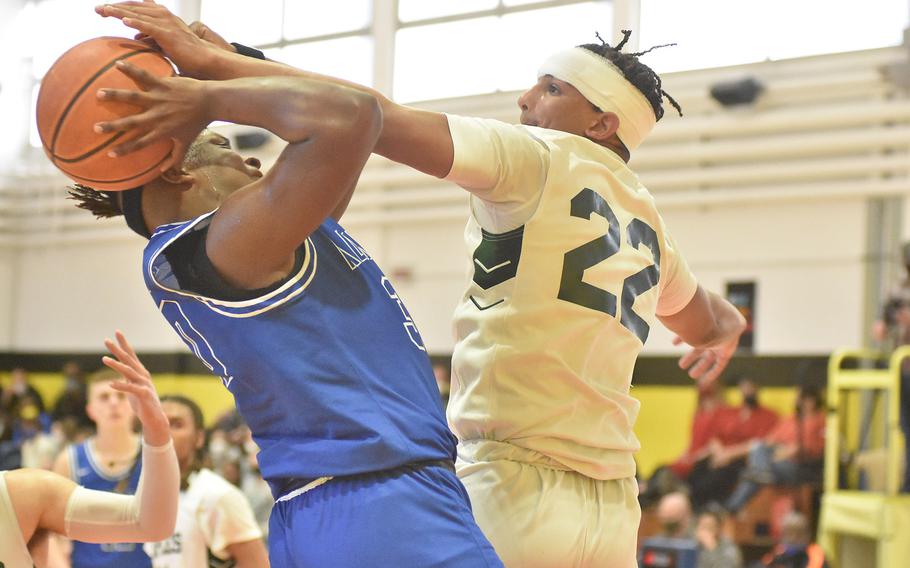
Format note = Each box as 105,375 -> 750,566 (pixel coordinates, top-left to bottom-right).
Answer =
114,330 -> 150,375
102,355 -> 148,385
110,129 -> 167,157
103,337 -> 145,376
678,348 -> 701,370
109,380 -> 149,397
686,351 -> 717,379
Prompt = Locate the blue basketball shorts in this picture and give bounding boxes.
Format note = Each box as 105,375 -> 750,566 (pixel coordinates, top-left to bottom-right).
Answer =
268,463 -> 503,567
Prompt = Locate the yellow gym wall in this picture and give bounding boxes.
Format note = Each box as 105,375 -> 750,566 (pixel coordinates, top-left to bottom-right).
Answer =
7,372 -> 237,428
9,371 -> 805,478
632,385 -> 804,478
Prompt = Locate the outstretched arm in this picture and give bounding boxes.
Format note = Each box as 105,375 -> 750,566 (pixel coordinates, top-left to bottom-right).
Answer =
659,286 -> 746,382
97,1 -> 455,178
7,332 -> 179,544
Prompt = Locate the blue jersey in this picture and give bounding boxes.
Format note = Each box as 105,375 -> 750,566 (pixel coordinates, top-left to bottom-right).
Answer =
143,212 -> 456,496
69,440 -> 150,568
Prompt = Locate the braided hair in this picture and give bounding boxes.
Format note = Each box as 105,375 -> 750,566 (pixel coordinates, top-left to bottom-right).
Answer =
67,184 -> 124,219
66,133 -> 209,219
578,30 -> 682,121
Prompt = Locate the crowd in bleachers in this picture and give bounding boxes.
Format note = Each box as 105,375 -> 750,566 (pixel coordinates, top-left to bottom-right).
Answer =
637,375 -> 828,568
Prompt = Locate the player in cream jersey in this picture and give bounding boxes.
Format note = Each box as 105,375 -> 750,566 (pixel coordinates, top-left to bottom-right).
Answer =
145,396 -> 266,568
439,37 -> 746,566
448,119 -> 698,481
145,468 -> 263,568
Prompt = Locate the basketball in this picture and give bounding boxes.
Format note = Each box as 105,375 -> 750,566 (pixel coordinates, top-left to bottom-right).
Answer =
36,36 -> 175,191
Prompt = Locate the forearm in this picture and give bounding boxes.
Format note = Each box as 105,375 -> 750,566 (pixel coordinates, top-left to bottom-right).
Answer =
204,47 -> 383,101
64,439 -> 178,542
201,48 -> 451,175
205,76 -> 380,144
690,290 -> 745,348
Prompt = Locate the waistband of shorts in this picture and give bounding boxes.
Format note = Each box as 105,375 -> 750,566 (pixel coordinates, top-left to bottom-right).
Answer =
458,439 -> 574,471
275,458 -> 456,501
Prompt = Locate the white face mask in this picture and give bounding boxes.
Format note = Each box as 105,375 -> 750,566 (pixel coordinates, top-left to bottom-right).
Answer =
208,436 -> 229,460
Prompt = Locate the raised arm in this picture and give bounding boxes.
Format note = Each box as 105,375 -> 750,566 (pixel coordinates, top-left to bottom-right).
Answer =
7,332 -> 179,545
659,285 -> 747,382
97,1 -> 455,178
96,63 -> 382,290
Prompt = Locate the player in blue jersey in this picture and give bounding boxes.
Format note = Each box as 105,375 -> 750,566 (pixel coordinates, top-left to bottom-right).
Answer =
64,6 -> 502,567
2,331 -> 179,568
53,369 -> 151,568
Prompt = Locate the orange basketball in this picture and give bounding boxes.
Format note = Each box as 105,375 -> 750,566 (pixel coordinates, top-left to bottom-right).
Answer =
36,37 -> 175,191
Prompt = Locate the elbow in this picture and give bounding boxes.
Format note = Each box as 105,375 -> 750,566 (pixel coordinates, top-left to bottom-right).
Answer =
144,514 -> 177,542
348,90 -> 383,143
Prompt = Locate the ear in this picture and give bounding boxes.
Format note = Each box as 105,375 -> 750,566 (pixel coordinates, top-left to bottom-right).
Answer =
195,430 -> 206,450
160,166 -> 195,190
584,111 -> 621,143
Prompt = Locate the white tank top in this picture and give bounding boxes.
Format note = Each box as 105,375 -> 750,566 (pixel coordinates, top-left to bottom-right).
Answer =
0,471 -> 35,568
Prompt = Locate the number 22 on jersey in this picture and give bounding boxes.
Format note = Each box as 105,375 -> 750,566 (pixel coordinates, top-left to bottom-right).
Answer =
558,187 -> 661,344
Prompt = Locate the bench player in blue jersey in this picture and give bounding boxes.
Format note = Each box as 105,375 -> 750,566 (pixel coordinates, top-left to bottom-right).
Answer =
53,370 -> 150,568
1,332 -> 179,568
64,5 -> 503,567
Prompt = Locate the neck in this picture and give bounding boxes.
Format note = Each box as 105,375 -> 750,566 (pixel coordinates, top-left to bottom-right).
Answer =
93,426 -> 137,455
599,138 -> 630,162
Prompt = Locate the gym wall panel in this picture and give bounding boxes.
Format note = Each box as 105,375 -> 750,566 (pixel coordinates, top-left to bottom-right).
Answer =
0,248 -> 16,349
11,238 -> 187,352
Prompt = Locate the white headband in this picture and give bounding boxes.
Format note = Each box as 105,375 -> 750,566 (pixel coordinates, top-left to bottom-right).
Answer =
538,47 -> 656,151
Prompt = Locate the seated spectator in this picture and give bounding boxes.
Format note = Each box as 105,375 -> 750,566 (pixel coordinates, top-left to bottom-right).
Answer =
695,504 -> 743,568
690,376 -> 779,508
641,377 -> 729,506
752,512 -> 828,568
52,360 -> 91,430
657,491 -> 694,539
10,393 -> 52,446
726,386 -> 826,513
15,398 -> 62,469
2,367 -> 45,416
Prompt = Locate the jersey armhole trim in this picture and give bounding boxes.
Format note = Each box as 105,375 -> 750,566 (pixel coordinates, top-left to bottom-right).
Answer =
146,212 -> 319,318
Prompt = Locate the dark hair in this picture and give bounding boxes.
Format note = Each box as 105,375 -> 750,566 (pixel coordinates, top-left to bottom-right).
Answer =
160,394 -> 205,432
578,30 -> 682,121
66,184 -> 125,219
797,384 -> 823,410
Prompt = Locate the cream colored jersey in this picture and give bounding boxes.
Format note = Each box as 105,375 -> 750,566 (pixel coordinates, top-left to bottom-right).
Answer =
144,468 -> 262,567
445,115 -> 698,481
0,471 -> 34,568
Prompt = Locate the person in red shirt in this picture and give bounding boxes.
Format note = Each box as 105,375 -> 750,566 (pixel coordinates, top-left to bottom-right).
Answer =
725,385 -> 826,513
639,377 -> 729,507
689,376 -> 779,508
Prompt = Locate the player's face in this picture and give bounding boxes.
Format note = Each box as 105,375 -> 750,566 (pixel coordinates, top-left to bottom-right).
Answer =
191,131 -> 263,198
86,380 -> 133,427
162,400 -> 204,471
518,75 -> 602,136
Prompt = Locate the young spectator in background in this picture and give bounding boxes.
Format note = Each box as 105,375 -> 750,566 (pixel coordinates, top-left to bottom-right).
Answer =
690,376 -> 779,507
145,395 -> 267,567
725,386 -> 826,513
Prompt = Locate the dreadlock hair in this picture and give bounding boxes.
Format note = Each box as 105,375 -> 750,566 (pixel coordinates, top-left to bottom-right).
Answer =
578,30 -> 683,121
66,184 -> 126,219
65,133 -> 209,219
